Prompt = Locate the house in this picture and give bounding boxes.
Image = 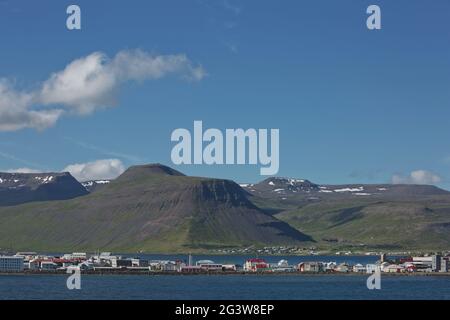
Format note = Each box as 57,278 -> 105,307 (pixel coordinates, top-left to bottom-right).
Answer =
324,262 -> 337,272
40,261 -> 58,271
353,264 -> 366,273
28,259 -> 41,270
298,262 -> 323,273
244,258 -> 269,272
403,263 -> 416,273
366,264 -> 380,274
380,262 -> 390,272
383,264 -> 405,273
52,258 -> 76,269
334,263 -> 350,273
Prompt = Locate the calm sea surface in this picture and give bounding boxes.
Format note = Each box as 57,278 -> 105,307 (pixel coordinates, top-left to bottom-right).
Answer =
1,255 -> 449,300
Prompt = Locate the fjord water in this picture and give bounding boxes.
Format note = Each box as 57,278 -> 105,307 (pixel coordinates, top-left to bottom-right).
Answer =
1,256 -> 450,300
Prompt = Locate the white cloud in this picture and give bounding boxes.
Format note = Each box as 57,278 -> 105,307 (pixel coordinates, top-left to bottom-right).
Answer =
6,168 -> 42,174
0,49 -> 206,131
0,80 -> 63,131
63,159 -> 125,182
392,170 -> 442,185
40,49 -> 206,115
40,52 -> 117,115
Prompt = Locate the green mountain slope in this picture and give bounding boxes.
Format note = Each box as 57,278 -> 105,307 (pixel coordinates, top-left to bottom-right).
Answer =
0,164 -> 311,253
275,197 -> 450,250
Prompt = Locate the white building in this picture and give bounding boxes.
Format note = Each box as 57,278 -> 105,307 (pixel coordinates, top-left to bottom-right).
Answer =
366,264 -> 380,274
63,252 -> 87,260
0,256 -> 24,272
353,264 -> 366,273
40,261 -> 58,271
196,260 -> 223,271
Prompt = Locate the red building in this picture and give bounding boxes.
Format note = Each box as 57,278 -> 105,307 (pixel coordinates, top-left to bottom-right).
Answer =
244,258 -> 270,272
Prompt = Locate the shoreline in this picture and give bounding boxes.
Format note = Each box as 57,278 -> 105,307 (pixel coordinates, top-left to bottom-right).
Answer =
2,270 -> 450,277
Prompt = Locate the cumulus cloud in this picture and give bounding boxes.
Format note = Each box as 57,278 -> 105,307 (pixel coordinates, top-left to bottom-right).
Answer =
392,170 -> 442,185
63,159 -> 125,182
6,168 -> 42,174
0,49 -> 206,131
0,80 -> 63,131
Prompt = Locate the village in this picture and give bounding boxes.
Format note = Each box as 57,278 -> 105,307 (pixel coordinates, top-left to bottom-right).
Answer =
1,252 -> 449,275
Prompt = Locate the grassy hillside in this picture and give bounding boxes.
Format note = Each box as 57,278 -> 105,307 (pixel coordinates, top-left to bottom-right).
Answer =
0,164 -> 311,253
275,196 -> 450,250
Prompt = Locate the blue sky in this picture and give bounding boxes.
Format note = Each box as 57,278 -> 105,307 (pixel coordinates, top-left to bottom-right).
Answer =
0,0 -> 450,188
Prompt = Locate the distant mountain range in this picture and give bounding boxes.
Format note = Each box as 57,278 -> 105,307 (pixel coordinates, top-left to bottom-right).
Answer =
242,177 -> 450,251
0,165 -> 449,252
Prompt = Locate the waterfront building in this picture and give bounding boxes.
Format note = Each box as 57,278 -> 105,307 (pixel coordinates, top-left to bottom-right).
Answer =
222,264 -> 237,272
160,261 -> 177,272
40,261 -> 58,271
277,260 -> 289,268
324,262 -> 337,272
334,263 -> 350,273
196,260 -> 223,271
63,252 -> 87,260
440,259 -> 449,273
432,255 -> 442,272
404,263 -> 416,273
366,264 -> 379,274
131,258 -> 144,267
244,258 -> 269,272
383,264 -> 405,273
298,262 -> 323,273
112,259 -> 133,268
52,258 -> 76,269
179,265 -> 204,273
353,264 -> 366,273
380,262 -> 390,272
0,256 -> 24,272
15,252 -> 38,261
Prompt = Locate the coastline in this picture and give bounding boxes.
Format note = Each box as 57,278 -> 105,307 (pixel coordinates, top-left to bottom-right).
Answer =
2,270 -> 450,277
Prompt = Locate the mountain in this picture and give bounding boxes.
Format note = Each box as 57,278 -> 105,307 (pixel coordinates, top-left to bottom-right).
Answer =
0,172 -> 88,206
0,164 -> 311,252
2,167 -> 449,252
243,177 -> 450,250
243,177 -> 449,202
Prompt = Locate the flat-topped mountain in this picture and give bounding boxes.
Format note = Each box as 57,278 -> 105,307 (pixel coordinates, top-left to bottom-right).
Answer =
0,172 -> 88,206
0,164 -> 311,252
